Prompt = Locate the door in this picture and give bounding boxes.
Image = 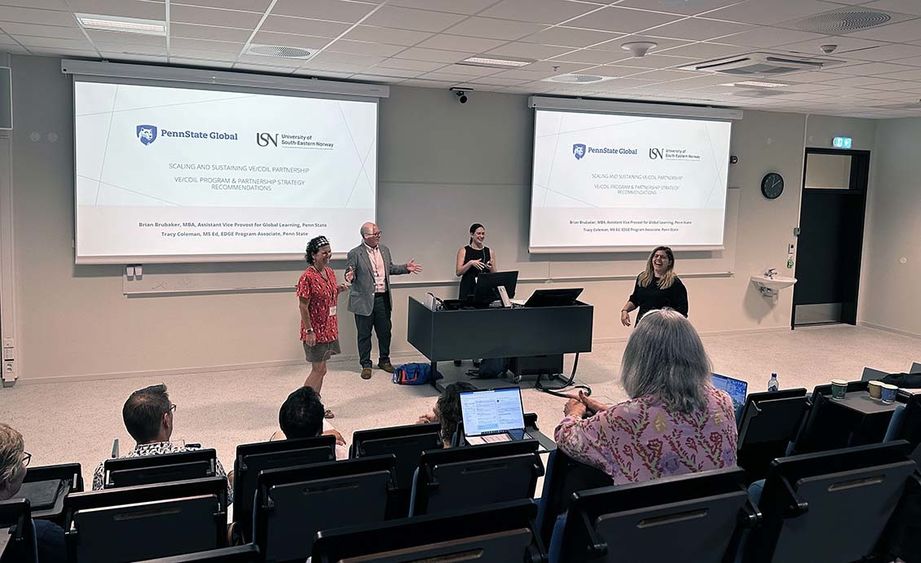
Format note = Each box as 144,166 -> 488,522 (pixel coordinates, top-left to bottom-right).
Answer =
793,149 -> 869,327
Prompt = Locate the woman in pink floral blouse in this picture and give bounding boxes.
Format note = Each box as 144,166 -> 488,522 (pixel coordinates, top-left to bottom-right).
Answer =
555,308 -> 737,485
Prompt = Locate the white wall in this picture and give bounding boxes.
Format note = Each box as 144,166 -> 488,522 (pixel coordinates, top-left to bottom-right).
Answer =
862,118 -> 921,337
2,55 -> 888,381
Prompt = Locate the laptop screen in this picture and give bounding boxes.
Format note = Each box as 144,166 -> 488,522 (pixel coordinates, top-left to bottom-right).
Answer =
711,374 -> 748,410
460,387 -> 526,437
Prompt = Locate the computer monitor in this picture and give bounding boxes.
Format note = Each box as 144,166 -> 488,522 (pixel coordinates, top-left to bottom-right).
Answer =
471,271 -> 518,306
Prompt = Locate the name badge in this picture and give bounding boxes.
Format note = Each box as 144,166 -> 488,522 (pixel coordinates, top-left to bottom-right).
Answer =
329,306 -> 337,317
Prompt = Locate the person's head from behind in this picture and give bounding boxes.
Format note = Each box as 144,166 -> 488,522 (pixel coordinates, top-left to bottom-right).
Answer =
621,308 -> 711,415
435,382 -> 476,445
123,384 -> 174,445
279,386 -> 324,439
468,223 -> 486,246
0,423 -> 28,500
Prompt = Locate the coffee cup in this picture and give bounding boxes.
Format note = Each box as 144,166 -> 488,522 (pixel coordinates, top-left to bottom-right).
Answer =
881,383 -> 898,404
831,379 -> 848,400
868,380 -> 883,399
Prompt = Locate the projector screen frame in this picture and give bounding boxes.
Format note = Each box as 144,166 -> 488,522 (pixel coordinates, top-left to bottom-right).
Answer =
66,61 -> 385,265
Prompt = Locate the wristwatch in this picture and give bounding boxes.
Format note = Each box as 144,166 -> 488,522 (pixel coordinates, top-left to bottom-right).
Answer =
306,328 -> 315,334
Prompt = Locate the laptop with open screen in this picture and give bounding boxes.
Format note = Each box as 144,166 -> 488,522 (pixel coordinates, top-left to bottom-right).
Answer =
524,288 -> 583,308
711,373 -> 748,413
460,387 -> 531,445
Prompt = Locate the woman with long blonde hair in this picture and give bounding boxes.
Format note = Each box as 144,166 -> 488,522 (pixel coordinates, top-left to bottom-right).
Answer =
621,246 -> 688,327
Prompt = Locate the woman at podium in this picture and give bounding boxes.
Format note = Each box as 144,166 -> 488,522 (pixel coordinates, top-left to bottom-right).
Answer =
455,223 -> 497,300
621,246 -> 688,327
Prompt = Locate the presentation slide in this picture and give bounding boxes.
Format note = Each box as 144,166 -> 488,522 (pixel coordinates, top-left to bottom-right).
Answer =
74,80 -> 377,263
530,109 -> 731,252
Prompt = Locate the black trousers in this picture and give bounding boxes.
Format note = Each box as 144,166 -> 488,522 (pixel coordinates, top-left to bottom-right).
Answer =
355,293 -> 391,368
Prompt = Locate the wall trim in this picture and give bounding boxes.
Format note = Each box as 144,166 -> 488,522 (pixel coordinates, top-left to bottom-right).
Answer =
859,321 -> 921,340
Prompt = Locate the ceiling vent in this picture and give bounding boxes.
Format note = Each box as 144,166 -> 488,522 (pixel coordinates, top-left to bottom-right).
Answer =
679,52 -> 842,76
246,45 -> 316,59
789,7 -> 898,34
543,74 -> 613,84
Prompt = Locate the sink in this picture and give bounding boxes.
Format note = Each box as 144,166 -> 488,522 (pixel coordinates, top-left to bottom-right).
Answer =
751,275 -> 797,296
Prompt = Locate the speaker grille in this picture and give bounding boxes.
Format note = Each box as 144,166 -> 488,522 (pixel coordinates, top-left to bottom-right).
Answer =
792,8 -> 893,34
246,45 -> 315,59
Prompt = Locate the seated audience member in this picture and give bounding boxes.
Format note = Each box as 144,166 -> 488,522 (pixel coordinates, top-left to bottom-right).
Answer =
0,423 -> 66,563
91,384 -> 233,502
417,381 -> 477,446
276,386 -> 348,460
555,309 -> 737,485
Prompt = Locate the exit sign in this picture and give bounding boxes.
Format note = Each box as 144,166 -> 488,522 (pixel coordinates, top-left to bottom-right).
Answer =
832,136 -> 852,149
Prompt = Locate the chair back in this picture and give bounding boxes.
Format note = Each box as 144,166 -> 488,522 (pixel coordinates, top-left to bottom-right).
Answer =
535,449 -> 611,547
253,455 -> 397,562
136,544 -> 260,562
0,498 -> 37,563
104,449 -> 216,488
737,389 -> 809,480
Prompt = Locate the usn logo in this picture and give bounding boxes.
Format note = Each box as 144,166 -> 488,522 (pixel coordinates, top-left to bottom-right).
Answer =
572,143 -> 586,160
136,125 -> 158,146
649,148 -> 664,160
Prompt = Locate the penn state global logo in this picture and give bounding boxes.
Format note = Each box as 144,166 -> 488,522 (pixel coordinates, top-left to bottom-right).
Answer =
572,143 -> 586,160
136,125 -> 158,146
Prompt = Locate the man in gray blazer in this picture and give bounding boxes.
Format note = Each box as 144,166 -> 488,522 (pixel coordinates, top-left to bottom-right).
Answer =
346,222 -> 422,379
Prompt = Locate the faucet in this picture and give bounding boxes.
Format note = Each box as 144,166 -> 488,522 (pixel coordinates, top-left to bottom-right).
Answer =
765,268 -> 777,279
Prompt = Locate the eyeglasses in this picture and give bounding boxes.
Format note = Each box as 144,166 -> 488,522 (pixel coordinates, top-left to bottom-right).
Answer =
168,403 -> 177,414
21,451 -> 31,467
364,231 -> 382,238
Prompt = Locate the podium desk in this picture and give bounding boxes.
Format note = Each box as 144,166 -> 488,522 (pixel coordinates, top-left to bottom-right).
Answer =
406,296 -> 593,391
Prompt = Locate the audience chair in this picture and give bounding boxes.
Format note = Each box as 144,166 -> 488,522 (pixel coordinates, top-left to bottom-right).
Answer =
64,477 -> 228,562
735,389 -> 809,482
551,468 -> 756,563
741,441 -> 917,563
14,462 -> 82,525
232,436 -> 335,542
535,448 -> 611,548
253,455 -> 397,562
790,381 -> 896,454
884,390 -> 921,464
103,448 -> 217,488
0,498 -> 37,563
312,499 -> 545,563
861,366 -> 891,382
410,440 -> 543,517
137,544 -> 260,562
910,362 -> 921,374
350,422 -> 443,516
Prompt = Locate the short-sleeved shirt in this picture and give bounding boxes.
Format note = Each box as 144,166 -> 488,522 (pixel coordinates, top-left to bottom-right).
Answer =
629,275 -> 689,321
554,386 -> 737,486
297,265 -> 339,343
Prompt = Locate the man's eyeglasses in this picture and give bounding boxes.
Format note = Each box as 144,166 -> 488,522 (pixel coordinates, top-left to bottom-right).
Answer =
168,403 -> 177,414
364,231 -> 382,238
21,451 -> 31,467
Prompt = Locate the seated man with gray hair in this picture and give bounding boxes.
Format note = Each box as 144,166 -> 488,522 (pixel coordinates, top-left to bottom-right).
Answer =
0,423 -> 66,563
91,383 -> 232,503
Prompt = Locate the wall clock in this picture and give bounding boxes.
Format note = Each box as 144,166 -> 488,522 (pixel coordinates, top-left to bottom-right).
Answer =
761,172 -> 784,199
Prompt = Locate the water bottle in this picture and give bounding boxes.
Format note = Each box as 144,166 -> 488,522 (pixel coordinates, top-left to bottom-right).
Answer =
768,372 -> 779,392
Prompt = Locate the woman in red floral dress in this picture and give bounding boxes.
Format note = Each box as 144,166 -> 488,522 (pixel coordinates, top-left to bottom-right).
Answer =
297,236 -> 352,418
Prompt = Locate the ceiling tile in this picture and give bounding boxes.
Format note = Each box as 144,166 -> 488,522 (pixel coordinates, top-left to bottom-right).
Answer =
839,61 -> 916,75
820,75 -> 903,87
372,57 -> 445,71
294,68 -> 353,79
485,41 -> 573,59
614,0 -> 746,17
168,56 -> 235,68
565,6 -> 682,34
251,31 -> 331,49
414,33 -> 507,52
362,6 -> 467,33
14,35 -> 92,49
325,38 -> 405,57
876,67 -> 921,81
589,34 -> 689,52
383,0 -> 499,15
170,23 -> 252,42
351,69 -> 421,80
98,42 -> 166,55
0,21 -> 85,39
170,5 -> 262,28
0,6 -> 78,27
718,27 -> 826,48
0,0 -> 69,9
305,51 -> 385,67
29,46 -> 98,57
862,0 -> 921,17
443,17 -> 545,40
604,53 -> 697,69
342,25 -> 433,46
234,53 -> 303,67
169,37 -> 244,54
478,0 -> 601,25
232,62 -> 297,73
587,64 -> 657,77
520,26 -> 622,48
777,35 -> 883,56
548,48 -> 624,65
705,0 -> 843,26
169,48 -> 237,61
173,0 -> 272,11
260,16 -> 350,37
270,0 -> 378,23
433,63 -> 504,76
90,31 -> 166,47
523,60 -> 594,73
847,43 -> 921,62
656,42 -> 745,59
647,17 -> 752,41
392,46 -> 471,62
847,18 -> 921,43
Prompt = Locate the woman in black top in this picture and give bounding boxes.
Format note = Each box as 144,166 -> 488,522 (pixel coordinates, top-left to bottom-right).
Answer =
456,223 -> 497,299
621,246 -> 688,327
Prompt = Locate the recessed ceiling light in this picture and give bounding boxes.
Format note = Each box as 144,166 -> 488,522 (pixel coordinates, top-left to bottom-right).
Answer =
544,74 -> 613,84
459,56 -> 535,68
724,80 -> 789,88
76,14 -> 166,35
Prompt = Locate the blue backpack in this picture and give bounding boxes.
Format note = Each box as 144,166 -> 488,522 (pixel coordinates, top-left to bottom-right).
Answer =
392,363 -> 442,385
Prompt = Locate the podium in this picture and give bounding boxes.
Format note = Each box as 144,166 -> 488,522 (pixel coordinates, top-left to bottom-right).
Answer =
406,296 -> 593,390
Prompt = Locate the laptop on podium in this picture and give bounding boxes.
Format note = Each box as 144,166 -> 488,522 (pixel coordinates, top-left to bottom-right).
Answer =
460,387 -> 532,445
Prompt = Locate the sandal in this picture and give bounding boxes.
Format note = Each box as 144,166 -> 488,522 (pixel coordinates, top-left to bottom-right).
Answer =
324,408 -> 335,419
